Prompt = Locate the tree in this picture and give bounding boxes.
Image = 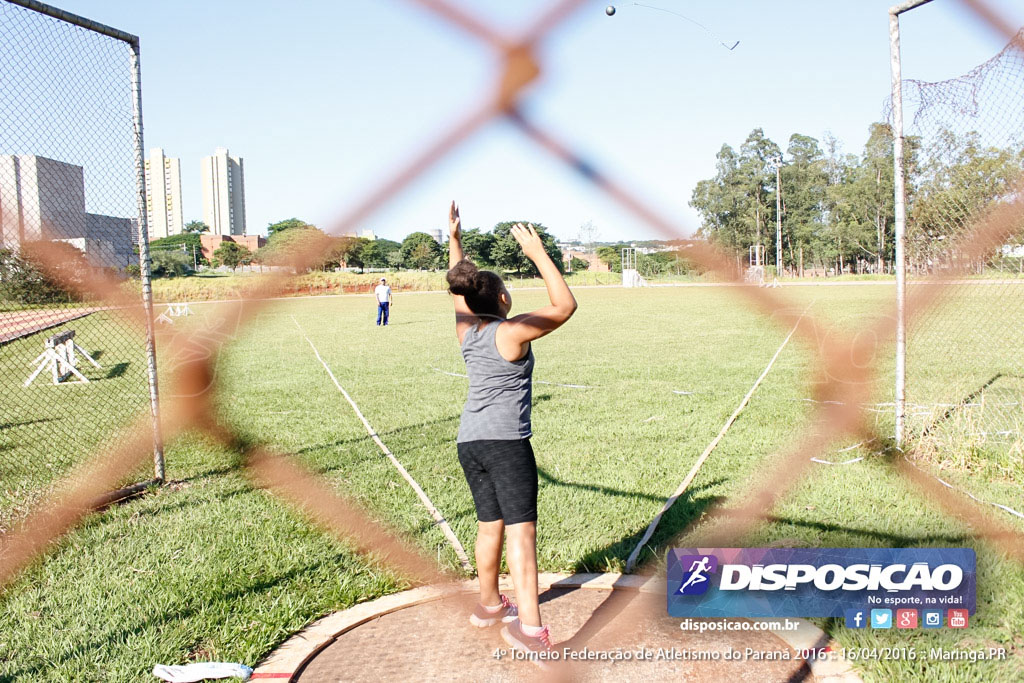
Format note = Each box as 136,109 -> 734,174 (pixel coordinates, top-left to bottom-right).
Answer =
400,232 -> 444,270
183,220 -> 209,234
460,228 -> 496,266
490,222 -> 562,276
148,232 -> 208,266
0,244 -> 89,304
570,256 -> 589,272
846,123 -> 898,272
361,238 -> 402,268
257,224 -> 329,270
909,129 -> 1022,272
689,129 -> 783,255
386,251 -> 404,269
150,250 -> 193,278
213,241 -> 251,272
596,244 -> 629,273
779,134 -> 828,270
266,218 -> 312,237
738,128 -> 783,257
325,236 -> 369,271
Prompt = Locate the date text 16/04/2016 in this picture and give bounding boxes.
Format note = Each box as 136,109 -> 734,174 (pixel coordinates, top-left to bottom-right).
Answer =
490,646 -> 1008,663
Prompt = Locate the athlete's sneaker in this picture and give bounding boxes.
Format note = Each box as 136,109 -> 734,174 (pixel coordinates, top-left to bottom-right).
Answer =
468,594 -> 518,628
500,619 -> 553,667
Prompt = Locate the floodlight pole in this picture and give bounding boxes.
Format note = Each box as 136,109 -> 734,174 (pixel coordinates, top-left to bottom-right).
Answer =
770,155 -> 783,275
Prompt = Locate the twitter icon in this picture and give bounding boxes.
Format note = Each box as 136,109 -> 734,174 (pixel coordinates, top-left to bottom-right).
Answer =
871,609 -> 892,629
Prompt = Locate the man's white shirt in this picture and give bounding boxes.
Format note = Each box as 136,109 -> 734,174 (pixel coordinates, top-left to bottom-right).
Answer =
374,284 -> 391,303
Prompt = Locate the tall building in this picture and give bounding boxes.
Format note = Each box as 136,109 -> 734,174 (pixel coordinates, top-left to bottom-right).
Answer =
200,147 -> 246,235
144,148 -> 183,240
0,154 -> 86,247
0,154 -> 134,267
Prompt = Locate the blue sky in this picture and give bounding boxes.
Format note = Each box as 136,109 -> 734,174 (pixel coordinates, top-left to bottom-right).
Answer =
54,0 -> 1024,243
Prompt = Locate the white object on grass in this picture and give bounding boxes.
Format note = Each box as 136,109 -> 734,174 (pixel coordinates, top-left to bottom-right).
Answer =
24,330 -> 101,386
152,662 -> 252,682
810,456 -> 865,466
156,302 -> 193,325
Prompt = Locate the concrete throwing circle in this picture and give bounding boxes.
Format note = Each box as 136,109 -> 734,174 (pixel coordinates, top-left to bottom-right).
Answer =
253,573 -> 860,682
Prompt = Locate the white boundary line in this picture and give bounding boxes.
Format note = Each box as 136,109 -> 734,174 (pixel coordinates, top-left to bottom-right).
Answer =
291,316 -> 473,573
625,304 -> 814,572
903,456 -> 1024,520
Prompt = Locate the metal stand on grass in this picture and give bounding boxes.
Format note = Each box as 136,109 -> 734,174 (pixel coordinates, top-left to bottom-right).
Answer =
24,330 -> 102,386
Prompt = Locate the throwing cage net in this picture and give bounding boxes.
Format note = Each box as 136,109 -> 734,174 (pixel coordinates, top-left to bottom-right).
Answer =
891,29 -> 1024,466
0,0 -> 159,532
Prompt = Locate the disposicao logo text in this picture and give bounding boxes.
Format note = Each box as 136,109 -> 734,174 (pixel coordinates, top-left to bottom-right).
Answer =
667,548 -> 975,618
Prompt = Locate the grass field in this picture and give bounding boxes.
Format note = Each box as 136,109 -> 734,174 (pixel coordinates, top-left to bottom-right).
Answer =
1,284 -> 1022,681
141,269 -> 625,303
138,268 -> 1024,304
0,310 -> 155,532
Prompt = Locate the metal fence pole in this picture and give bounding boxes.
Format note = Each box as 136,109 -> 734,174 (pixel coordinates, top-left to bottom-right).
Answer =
889,0 -> 935,448
130,39 -> 165,481
889,8 -> 907,448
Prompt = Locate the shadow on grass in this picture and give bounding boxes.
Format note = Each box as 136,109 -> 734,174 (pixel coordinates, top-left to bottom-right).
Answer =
537,468 -> 717,505
0,418 -> 55,431
919,372 -> 1023,440
2,552 -> 363,681
124,485 -> 253,522
574,481 -> 727,573
763,515 -> 971,546
104,362 -> 130,379
293,413 -> 463,457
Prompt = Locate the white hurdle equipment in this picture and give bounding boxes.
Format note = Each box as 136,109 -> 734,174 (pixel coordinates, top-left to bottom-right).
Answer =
24,330 -> 102,386
156,302 -> 193,325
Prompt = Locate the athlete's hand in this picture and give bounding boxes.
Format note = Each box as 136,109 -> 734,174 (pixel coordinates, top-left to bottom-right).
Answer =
511,223 -> 546,262
449,201 -> 461,242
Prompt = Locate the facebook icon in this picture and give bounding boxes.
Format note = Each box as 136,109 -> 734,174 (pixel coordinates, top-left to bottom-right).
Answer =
845,609 -> 867,629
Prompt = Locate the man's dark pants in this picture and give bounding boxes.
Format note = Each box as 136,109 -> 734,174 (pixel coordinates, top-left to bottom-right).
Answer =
376,302 -> 390,326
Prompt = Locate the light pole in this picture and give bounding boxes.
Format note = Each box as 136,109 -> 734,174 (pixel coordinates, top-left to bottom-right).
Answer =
769,155 -> 783,275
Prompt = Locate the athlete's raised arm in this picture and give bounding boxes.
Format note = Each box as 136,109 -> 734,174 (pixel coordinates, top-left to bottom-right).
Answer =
496,223 -> 577,359
446,201 -> 476,342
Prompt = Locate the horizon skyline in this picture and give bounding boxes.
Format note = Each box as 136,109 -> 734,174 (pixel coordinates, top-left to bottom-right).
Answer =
52,0 -> 1024,245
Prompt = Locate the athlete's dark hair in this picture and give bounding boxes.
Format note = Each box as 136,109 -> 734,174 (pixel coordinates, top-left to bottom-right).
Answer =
447,259 -> 505,317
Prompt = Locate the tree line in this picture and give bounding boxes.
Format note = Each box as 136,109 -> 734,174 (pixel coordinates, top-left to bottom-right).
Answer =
690,124 -> 1024,275
148,218 -> 565,277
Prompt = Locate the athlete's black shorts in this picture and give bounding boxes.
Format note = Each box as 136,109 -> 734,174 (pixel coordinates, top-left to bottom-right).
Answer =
457,439 -> 537,525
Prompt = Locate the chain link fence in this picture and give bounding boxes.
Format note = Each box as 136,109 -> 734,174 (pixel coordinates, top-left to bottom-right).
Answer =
0,0 -> 160,533
891,20 -> 1024,465
1,0 -> 1023,679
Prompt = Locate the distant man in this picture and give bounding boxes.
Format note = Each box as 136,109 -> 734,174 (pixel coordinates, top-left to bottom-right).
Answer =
375,277 -> 392,326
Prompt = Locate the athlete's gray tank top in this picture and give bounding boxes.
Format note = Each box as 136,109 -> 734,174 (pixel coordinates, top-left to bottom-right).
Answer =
457,319 -> 534,443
